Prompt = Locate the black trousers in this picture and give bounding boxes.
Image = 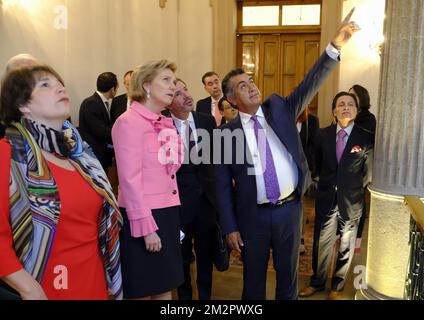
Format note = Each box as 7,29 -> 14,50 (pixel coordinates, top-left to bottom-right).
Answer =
177,197 -> 215,300
241,197 -> 302,300
310,203 -> 360,291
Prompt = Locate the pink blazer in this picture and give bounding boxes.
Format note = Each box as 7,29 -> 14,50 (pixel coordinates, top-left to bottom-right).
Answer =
112,101 -> 183,237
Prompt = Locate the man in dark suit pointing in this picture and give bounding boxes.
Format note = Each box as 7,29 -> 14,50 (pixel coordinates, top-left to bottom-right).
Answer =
214,8 -> 360,300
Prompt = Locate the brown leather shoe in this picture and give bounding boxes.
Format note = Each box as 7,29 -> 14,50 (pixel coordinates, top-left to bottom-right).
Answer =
328,290 -> 341,300
299,286 -> 324,298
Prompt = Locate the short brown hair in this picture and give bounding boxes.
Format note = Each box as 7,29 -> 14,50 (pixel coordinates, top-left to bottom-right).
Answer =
201,71 -> 218,85
0,65 -> 64,125
130,59 -> 177,103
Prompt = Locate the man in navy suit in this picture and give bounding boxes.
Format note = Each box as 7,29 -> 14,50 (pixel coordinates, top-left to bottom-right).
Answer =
196,71 -> 225,126
299,92 -> 374,300
168,79 -> 218,300
214,9 -> 360,300
79,72 -> 118,171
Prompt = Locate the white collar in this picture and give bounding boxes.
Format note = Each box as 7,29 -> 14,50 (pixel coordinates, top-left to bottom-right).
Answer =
211,95 -> 223,104
171,112 -> 194,127
337,122 -> 354,136
96,91 -> 109,104
239,106 -> 264,125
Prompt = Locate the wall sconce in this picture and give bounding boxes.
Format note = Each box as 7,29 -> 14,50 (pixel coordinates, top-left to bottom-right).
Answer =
353,1 -> 385,58
367,17 -> 384,56
369,37 -> 384,56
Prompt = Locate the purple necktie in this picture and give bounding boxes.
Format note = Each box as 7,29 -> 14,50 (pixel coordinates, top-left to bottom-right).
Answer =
251,115 -> 280,204
187,122 -> 196,152
336,129 -> 347,163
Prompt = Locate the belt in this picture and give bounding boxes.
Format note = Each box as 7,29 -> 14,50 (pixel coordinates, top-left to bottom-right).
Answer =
258,191 -> 298,208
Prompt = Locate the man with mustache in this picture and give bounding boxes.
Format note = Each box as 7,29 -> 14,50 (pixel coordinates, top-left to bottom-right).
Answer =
168,79 -> 218,300
215,9 -> 360,299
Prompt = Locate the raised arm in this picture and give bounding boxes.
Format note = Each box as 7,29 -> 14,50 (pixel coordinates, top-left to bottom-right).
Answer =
330,7 -> 361,50
286,7 -> 360,118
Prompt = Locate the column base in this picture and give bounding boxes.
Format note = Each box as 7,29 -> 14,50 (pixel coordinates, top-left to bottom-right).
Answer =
355,286 -> 400,300
364,187 -> 410,299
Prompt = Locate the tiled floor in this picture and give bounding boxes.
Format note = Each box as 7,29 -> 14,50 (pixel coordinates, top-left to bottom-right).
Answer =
181,195 -> 369,300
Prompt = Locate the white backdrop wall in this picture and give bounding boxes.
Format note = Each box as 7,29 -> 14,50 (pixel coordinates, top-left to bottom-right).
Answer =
339,0 -> 385,118
0,0 -> 213,125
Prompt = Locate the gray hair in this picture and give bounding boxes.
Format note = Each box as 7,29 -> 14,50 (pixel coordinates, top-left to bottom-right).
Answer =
6,53 -> 38,73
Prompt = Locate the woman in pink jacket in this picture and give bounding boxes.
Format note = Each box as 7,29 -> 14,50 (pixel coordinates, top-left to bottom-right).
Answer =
112,60 -> 184,300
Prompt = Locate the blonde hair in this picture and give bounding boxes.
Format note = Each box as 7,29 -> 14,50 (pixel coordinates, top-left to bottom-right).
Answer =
130,59 -> 177,103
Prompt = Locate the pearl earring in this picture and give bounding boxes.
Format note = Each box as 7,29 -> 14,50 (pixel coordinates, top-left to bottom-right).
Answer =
147,89 -> 151,99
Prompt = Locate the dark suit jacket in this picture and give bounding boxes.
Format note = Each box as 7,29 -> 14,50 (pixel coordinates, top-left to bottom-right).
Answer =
176,111 -> 217,225
78,92 -> 113,168
299,114 -> 319,176
314,124 -> 374,221
214,51 -> 339,238
196,97 -> 225,126
110,93 -> 128,125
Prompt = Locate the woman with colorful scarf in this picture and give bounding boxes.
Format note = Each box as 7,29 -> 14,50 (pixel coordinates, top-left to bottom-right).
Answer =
0,65 -> 123,300
112,60 -> 184,300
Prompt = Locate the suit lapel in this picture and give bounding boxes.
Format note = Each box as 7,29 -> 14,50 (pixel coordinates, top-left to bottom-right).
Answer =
226,115 -> 253,167
203,97 -> 212,115
340,124 -> 359,165
261,100 -> 290,150
192,112 -> 202,145
324,124 -> 337,167
261,102 -> 299,167
94,92 -> 111,124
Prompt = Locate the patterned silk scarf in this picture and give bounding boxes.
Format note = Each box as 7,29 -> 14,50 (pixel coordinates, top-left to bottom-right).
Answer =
5,118 -> 123,299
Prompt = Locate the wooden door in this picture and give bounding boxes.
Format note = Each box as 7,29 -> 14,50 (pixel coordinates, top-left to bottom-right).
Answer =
280,34 -> 299,97
237,33 -> 320,113
300,34 -> 320,113
280,33 -> 320,112
239,34 -> 260,85
259,35 -> 280,100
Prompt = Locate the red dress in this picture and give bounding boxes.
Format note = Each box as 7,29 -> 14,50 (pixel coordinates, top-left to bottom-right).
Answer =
0,141 -> 108,299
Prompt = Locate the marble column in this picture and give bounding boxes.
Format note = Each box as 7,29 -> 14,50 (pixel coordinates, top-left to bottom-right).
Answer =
358,0 -> 424,300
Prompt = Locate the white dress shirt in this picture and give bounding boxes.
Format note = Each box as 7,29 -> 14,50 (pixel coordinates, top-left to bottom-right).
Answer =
336,122 -> 354,144
171,112 -> 198,150
96,91 -> 111,117
326,43 -> 340,61
239,107 -> 298,204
